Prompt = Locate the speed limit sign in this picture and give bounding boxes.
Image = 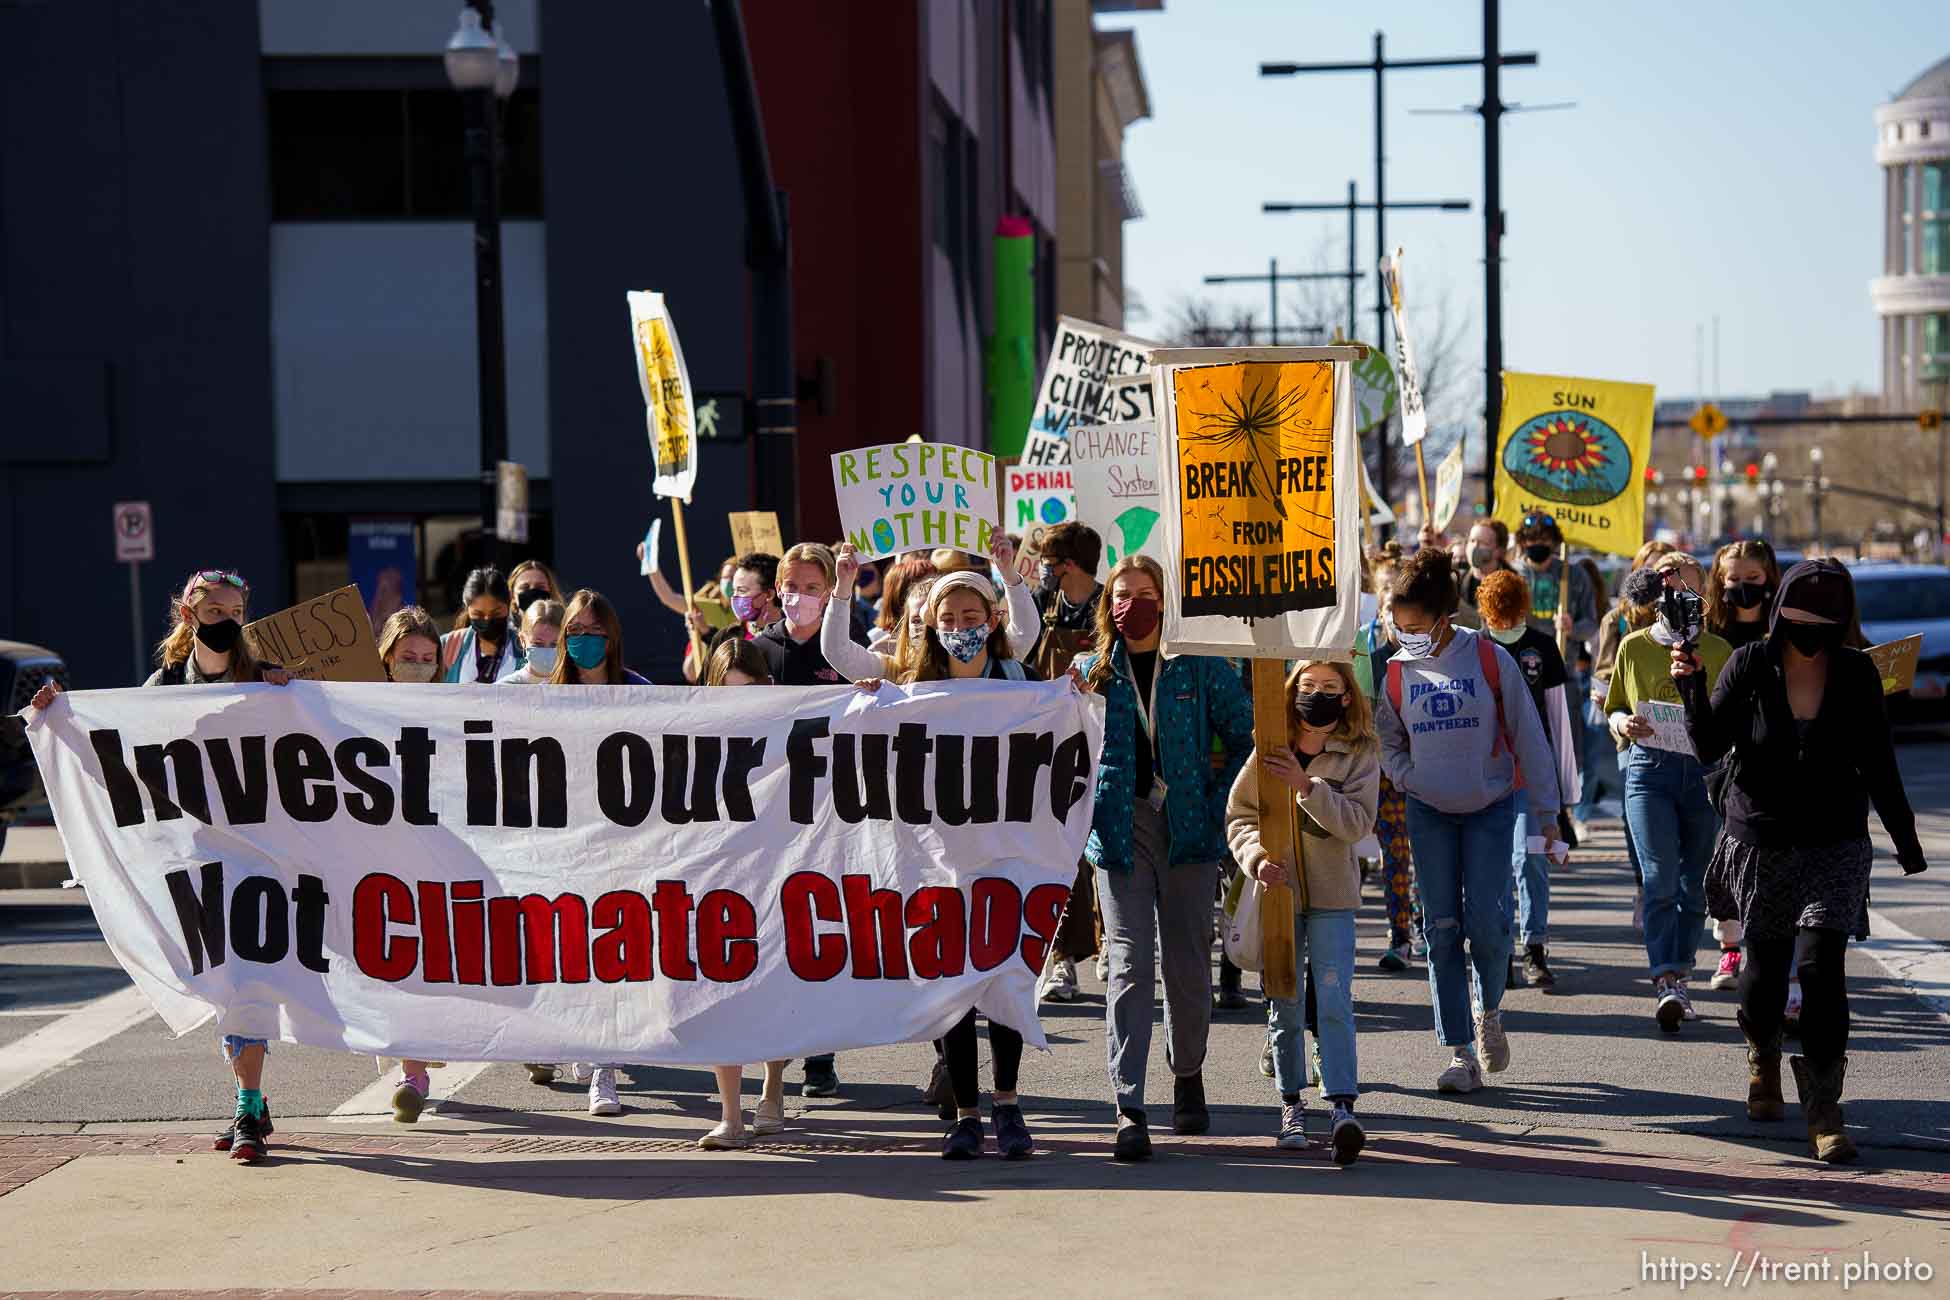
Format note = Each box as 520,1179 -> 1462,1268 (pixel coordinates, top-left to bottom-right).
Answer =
113,501 -> 154,562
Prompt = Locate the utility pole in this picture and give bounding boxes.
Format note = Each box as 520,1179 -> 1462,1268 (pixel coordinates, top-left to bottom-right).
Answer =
1262,188 -> 1469,506
1264,15 -> 1538,515
1203,260 -> 1353,347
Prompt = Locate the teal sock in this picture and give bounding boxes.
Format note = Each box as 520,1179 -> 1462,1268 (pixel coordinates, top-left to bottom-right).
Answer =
237,1087 -> 265,1118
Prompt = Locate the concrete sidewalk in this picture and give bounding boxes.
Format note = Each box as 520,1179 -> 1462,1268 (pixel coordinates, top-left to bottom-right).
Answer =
2,1108 -> 1948,1298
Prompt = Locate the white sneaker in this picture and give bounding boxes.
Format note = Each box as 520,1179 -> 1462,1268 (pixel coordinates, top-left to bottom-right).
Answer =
1094,951 -> 1110,983
570,1062 -> 594,1084
588,1067 -> 622,1115
1038,956 -> 1079,1003
1475,1008 -> 1511,1074
751,1096 -> 785,1136
1436,1050 -> 1482,1093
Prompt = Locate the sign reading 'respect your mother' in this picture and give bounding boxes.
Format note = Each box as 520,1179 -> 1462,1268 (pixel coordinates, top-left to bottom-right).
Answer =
832,442 -> 999,561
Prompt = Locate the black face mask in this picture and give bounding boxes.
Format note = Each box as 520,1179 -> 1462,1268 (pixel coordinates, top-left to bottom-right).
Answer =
1294,692 -> 1347,728
194,618 -> 242,653
515,587 -> 548,611
1724,581 -> 1770,611
1783,620 -> 1841,656
1523,543 -> 1554,565
469,615 -> 504,643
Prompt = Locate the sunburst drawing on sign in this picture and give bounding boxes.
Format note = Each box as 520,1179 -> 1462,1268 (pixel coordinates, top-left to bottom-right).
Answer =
1500,410 -> 1633,507
1174,361 -> 1338,619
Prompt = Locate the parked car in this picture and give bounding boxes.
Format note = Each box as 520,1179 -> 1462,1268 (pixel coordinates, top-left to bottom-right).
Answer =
1847,563 -> 1950,722
1,639 -> 69,854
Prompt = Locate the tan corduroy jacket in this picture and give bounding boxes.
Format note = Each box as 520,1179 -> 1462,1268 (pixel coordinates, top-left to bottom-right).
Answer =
1226,736 -> 1382,914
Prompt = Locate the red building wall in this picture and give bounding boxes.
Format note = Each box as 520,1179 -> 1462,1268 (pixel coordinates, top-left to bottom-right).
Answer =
745,2 -> 928,545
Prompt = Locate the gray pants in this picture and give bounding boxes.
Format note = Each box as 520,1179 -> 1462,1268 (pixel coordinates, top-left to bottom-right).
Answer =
1097,798 -> 1215,1112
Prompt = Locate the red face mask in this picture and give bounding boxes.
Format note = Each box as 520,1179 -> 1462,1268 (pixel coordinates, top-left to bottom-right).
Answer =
1111,595 -> 1160,641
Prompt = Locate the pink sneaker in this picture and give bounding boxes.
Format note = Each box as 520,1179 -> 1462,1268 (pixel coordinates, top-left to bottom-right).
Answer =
1711,948 -> 1741,990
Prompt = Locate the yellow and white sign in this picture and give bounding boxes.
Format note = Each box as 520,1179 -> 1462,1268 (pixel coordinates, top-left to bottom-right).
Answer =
1493,371 -> 1655,557
627,291 -> 698,502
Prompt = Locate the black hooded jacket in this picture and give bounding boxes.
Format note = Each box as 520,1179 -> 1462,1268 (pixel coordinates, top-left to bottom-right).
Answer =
1678,560 -> 1924,868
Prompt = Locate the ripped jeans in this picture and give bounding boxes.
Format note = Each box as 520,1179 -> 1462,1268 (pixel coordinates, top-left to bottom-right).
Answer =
1267,907 -> 1358,1100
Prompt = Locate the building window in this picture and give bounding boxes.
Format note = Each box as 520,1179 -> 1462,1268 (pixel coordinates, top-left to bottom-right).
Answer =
269,88 -> 543,220
1924,313 -> 1950,382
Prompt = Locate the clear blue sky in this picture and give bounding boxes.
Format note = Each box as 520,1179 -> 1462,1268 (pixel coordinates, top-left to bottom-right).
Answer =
1106,1 -> 1942,412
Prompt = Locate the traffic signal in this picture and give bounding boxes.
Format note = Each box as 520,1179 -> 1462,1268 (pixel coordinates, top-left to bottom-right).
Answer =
1691,464 -> 1708,483
1643,465 -> 1657,483
1744,462 -> 1760,483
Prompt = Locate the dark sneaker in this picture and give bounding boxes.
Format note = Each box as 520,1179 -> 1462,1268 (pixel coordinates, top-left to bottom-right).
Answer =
922,1055 -> 955,1122
992,1103 -> 1034,1160
1329,1104 -> 1366,1166
213,1101 -> 273,1152
1376,942 -> 1411,972
1172,1072 -> 1210,1135
1524,944 -> 1556,989
1113,1110 -> 1152,1162
1506,957 -> 1524,990
941,1115 -> 983,1160
802,1057 -> 839,1098
1655,979 -> 1685,1034
229,1110 -> 268,1163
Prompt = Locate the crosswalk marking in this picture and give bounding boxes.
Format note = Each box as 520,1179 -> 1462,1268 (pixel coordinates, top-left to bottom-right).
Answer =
0,984 -> 154,1099
1861,908 -> 1950,1024
328,1059 -> 496,1122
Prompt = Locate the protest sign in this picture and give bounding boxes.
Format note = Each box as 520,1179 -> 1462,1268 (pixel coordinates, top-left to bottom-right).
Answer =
243,586 -> 384,684
1633,700 -> 1695,756
1431,437 -> 1466,534
1493,371 -> 1655,557
1351,347 -> 1397,435
1028,316 -> 1157,443
1868,634 -> 1923,695
728,511 -> 784,558
1070,420 -> 1160,568
1380,250 -> 1428,447
26,678 -> 1102,1063
833,442 -> 998,560
1004,464 -> 1076,538
640,520 -> 662,576
1021,431 -> 1071,466
627,291 -> 698,503
1154,346 -> 1364,658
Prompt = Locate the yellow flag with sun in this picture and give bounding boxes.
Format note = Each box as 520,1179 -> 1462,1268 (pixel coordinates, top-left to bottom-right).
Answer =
1492,371 -> 1655,557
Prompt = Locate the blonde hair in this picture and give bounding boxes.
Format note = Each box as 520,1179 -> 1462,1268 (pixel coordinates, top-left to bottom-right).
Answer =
1084,554 -> 1167,690
377,606 -> 443,671
156,572 -> 258,680
522,599 -> 565,636
779,542 -> 836,588
1287,660 -> 1377,747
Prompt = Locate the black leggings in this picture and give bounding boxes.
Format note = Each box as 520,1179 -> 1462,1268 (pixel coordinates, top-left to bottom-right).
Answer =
942,1010 -> 1022,1110
1739,927 -> 1849,1061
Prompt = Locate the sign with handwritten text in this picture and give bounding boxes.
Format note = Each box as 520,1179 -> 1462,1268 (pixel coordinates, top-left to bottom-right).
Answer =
832,443 -> 998,560
1070,420 -> 1161,568
243,586 -> 385,684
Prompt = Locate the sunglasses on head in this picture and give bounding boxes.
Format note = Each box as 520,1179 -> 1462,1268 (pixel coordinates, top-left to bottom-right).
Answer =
196,569 -> 248,588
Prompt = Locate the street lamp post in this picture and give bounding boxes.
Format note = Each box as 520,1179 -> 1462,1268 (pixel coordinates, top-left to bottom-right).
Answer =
446,3 -> 519,572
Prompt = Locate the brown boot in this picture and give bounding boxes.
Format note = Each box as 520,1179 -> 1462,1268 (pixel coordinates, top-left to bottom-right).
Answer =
1737,1011 -> 1784,1122
1788,1055 -> 1858,1164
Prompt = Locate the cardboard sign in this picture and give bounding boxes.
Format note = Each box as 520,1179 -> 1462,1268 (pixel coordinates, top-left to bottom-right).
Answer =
1070,419 -> 1160,568
1021,431 -> 1071,466
1155,347 -> 1364,658
1380,249 -> 1428,447
1431,437 -> 1466,534
627,291 -> 698,503
1493,371 -> 1655,557
728,510 -> 785,559
1869,634 -> 1923,695
1004,465 -> 1076,539
243,586 -> 385,683
832,442 -> 998,560
1028,316 -> 1157,442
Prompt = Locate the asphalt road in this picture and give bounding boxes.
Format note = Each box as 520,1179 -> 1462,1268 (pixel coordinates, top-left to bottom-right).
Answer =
3,740 -> 1948,1155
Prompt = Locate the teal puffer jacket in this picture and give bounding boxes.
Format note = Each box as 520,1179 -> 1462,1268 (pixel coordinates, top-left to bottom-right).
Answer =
1075,641 -> 1254,872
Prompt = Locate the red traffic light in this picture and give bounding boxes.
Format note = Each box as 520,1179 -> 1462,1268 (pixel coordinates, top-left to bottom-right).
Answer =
1643,465 -> 1657,482
1744,462 -> 1760,481
1692,464 -> 1708,483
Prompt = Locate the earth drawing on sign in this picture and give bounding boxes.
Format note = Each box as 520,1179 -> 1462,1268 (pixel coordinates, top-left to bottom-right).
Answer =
1501,410 -> 1633,507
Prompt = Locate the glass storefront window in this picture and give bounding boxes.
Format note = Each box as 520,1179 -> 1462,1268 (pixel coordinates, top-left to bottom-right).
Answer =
1925,313 -> 1950,382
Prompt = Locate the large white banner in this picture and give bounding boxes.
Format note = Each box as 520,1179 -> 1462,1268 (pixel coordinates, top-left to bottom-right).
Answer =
1028,316 -> 1157,443
26,680 -> 1101,1063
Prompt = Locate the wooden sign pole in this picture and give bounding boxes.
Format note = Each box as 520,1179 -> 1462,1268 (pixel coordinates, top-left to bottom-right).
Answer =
1413,442 -> 1432,529
668,497 -> 706,673
1252,658 -> 1301,1000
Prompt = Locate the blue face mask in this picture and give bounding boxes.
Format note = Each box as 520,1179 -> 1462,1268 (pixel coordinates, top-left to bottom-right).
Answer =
938,623 -> 992,664
1396,627 -> 1439,659
526,645 -> 559,675
566,634 -> 609,670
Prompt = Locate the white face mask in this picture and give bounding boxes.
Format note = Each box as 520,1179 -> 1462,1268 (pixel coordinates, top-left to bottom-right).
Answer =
1486,625 -> 1526,646
391,660 -> 438,684
526,645 -> 559,675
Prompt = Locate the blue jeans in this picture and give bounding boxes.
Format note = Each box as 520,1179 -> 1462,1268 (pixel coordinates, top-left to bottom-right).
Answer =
1510,811 -> 1550,947
1623,745 -> 1717,979
1406,791 -> 1519,1047
1267,908 -> 1358,1100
